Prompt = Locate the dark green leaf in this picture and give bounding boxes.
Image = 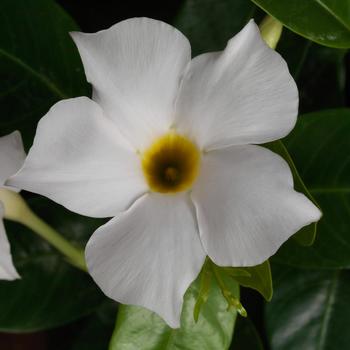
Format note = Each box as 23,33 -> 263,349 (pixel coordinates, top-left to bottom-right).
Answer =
70,301 -> 117,350
273,109 -> 350,269
251,0 -> 350,48
277,30 -> 347,114
174,0 -> 258,56
230,317 -> 264,350
0,198 -> 105,332
228,261 -> 273,301
109,275 -> 239,350
266,264 -> 350,349
0,0 -> 87,148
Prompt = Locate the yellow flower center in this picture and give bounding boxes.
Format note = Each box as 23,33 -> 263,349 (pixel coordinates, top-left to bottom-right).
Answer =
141,132 -> 201,193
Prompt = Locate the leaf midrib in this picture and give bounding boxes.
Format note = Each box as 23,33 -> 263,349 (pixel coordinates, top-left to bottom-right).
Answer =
0,47 -> 68,99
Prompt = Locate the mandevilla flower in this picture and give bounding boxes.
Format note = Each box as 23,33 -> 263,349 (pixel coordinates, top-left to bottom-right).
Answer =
8,18 -> 321,327
0,131 -> 25,280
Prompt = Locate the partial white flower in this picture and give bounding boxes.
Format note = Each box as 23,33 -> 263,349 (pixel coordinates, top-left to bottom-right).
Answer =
0,131 -> 26,280
8,18 -> 321,327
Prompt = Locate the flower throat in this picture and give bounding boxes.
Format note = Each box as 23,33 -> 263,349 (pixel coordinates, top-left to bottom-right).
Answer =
141,132 -> 200,193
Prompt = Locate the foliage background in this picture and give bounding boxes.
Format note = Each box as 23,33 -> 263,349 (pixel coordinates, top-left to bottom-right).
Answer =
0,0 -> 349,349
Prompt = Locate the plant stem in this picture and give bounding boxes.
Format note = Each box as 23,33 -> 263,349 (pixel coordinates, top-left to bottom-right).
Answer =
259,15 -> 283,50
0,189 -> 86,271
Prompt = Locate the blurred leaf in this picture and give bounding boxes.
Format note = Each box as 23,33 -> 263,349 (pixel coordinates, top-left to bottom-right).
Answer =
174,0 -> 258,56
277,30 -> 347,114
251,0 -> 350,48
0,198 -> 105,332
273,109 -> 350,269
70,301 -> 117,350
230,317 -> 264,350
109,276 -> 239,350
266,264 -> 350,350
0,0 -> 87,148
265,141 -> 318,246
228,261 -> 273,302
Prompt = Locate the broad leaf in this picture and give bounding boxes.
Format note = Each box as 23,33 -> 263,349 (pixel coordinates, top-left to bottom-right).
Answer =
277,30 -> 347,113
228,261 -> 273,301
251,0 -> 350,48
0,198 -> 105,331
266,264 -> 350,349
174,0 -> 258,56
230,317 -> 264,350
274,109 -> 350,268
0,0 -> 87,147
109,276 -> 239,350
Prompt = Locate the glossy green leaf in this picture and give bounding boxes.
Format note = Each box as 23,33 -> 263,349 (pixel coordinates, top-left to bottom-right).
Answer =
0,0 -> 87,147
277,30 -> 347,114
174,0 -> 258,56
273,109 -> 350,269
228,261 -> 273,302
109,275 -> 239,350
230,318 -> 264,350
266,264 -> 350,349
0,198 -> 105,331
251,0 -> 350,48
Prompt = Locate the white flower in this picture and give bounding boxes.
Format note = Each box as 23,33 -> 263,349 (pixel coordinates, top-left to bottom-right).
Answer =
0,131 -> 25,280
8,18 -> 321,327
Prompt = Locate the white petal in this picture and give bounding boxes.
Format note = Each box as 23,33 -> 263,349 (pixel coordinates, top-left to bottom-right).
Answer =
86,193 -> 205,328
7,97 -> 147,218
192,145 -> 321,266
0,131 -> 25,189
174,20 -> 298,151
0,202 -> 20,280
71,18 -> 191,150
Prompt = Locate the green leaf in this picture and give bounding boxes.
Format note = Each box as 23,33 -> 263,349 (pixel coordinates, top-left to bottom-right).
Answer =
109,276 -> 239,350
0,0 -> 87,147
273,109 -> 350,269
266,264 -> 350,349
71,301 -> 117,350
251,0 -> 350,48
277,30 -> 347,113
227,261 -> 273,302
265,141 -> 318,246
0,198 -> 105,332
174,0 -> 258,56
230,317 -> 264,350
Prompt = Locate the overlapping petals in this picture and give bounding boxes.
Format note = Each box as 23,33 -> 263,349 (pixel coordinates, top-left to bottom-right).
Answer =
7,18 -> 321,327
85,193 -> 206,328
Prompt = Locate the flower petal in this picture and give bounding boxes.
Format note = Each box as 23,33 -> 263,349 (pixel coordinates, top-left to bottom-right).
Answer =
0,131 -> 25,189
71,18 -> 191,150
7,97 -> 147,218
174,20 -> 298,151
192,145 -> 321,266
85,193 -> 205,328
0,203 -> 20,280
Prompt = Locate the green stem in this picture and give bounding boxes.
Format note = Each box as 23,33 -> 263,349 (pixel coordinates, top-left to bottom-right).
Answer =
259,15 -> 283,50
0,189 -> 86,271
210,261 -> 247,317
21,209 -> 87,271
